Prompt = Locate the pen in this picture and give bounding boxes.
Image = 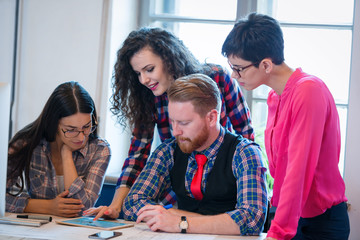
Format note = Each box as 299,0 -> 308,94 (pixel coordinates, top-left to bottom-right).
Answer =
163,204 -> 173,209
17,214 -> 52,222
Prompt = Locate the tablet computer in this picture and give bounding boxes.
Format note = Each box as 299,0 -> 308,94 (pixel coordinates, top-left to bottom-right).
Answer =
56,217 -> 134,230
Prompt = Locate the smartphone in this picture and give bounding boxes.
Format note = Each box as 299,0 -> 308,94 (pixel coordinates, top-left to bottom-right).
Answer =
88,231 -> 122,239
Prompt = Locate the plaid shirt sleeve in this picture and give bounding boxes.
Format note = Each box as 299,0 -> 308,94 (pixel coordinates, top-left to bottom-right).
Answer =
6,140 -> 29,212
116,94 -> 178,205
122,138 -> 175,221
6,175 -> 30,213
6,139 -> 41,213
6,188 -> 30,213
226,140 -> 268,235
116,125 -> 155,188
67,138 -> 111,209
209,64 -> 254,141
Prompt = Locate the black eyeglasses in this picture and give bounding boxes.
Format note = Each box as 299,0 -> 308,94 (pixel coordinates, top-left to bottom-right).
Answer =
228,60 -> 258,77
61,125 -> 97,138
61,115 -> 98,138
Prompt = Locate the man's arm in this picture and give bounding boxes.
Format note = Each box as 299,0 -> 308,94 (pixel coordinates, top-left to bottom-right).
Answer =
135,139 -> 267,235
122,139 -> 175,220
228,140 -> 268,235
137,205 -> 240,234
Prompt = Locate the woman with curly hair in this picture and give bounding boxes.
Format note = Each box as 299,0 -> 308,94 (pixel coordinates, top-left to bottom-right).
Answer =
84,27 -> 253,220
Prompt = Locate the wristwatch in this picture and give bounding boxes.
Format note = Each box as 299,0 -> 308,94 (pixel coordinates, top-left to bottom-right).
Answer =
179,216 -> 188,233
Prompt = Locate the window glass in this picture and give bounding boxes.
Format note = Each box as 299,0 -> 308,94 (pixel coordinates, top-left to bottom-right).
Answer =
337,106 -> 347,176
253,28 -> 352,104
253,85 -> 271,99
154,0 -> 237,20
252,100 -> 268,131
282,27 -> 352,104
152,21 -> 233,67
273,0 -> 354,25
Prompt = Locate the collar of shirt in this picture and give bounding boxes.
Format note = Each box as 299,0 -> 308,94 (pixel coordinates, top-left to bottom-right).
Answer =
193,126 -> 225,159
186,127 -> 226,172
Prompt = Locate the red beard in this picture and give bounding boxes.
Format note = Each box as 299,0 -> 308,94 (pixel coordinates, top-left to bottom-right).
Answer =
176,124 -> 209,153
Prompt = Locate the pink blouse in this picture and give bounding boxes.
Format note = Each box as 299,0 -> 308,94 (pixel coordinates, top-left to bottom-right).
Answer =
265,68 -> 347,240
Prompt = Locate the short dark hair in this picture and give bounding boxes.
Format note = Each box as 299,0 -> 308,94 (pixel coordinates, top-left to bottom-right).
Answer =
222,12 -> 285,65
168,73 -> 221,117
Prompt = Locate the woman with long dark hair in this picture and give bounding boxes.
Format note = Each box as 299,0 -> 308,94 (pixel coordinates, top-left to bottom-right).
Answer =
6,81 -> 111,217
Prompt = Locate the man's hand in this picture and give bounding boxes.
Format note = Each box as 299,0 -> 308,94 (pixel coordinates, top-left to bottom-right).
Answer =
136,204 -> 181,233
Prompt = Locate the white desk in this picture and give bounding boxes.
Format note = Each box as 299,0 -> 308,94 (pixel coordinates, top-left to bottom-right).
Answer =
0,213 -> 266,240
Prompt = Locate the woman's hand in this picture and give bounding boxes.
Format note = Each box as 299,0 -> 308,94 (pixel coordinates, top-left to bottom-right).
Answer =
83,186 -> 129,221
60,143 -> 74,158
83,205 -> 120,221
50,190 -> 84,217
59,143 -> 78,191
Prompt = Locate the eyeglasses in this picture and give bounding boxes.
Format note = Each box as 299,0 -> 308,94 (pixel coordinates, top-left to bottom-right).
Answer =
228,60 -> 258,77
61,125 -> 97,138
61,115 -> 98,138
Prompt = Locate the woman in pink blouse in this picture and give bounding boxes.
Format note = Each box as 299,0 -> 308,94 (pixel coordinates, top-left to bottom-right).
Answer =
6,82 -> 111,217
222,13 -> 349,240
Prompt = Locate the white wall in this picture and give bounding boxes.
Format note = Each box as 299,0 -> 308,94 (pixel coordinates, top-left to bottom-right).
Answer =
0,0 -> 16,87
344,0 -> 360,239
0,0 -> 17,217
103,0 -> 137,180
12,0 -> 105,133
0,83 -> 11,217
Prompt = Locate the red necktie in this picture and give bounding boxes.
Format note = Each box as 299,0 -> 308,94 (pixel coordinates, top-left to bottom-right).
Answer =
190,154 -> 208,200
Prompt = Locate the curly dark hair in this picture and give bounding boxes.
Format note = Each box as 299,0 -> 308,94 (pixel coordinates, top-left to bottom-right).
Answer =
111,27 -> 211,131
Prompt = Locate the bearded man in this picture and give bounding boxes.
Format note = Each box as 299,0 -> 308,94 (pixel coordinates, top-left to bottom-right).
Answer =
122,73 -> 267,236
